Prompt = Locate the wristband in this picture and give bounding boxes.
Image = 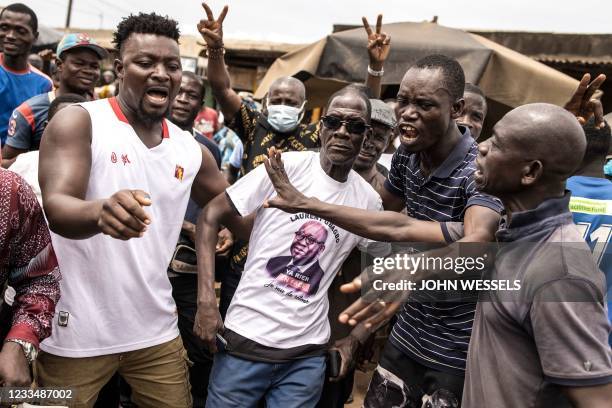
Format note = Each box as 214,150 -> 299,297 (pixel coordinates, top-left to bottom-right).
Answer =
6,339 -> 38,365
206,46 -> 226,60
367,65 -> 384,77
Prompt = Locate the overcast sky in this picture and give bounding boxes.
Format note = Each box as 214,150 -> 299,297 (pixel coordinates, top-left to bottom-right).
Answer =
22,0 -> 612,44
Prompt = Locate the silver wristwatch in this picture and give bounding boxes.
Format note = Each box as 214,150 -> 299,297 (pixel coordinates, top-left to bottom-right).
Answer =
7,339 -> 38,365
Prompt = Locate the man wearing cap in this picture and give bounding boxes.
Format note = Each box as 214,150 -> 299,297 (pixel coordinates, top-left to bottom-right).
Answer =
1,33 -> 106,168
352,99 -> 396,190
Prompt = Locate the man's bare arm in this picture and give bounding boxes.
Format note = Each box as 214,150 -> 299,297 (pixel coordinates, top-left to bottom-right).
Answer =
362,15 -> 390,99
458,205 -> 500,243
337,205 -> 500,329
39,106 -> 101,238
190,146 -> 253,241
1,145 -> 26,168
224,163 -> 240,185
194,192 -> 244,351
39,106 -> 151,240
263,148 -> 440,242
198,3 -> 242,121
272,197 -> 444,243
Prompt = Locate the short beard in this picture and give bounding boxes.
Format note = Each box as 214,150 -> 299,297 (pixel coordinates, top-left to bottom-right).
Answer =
137,99 -> 170,127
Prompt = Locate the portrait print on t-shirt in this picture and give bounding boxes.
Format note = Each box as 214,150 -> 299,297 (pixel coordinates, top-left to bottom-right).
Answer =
265,221 -> 328,296
224,152 -> 389,348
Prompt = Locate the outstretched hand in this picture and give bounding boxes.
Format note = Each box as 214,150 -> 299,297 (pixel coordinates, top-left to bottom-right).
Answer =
197,2 -> 228,48
263,147 -> 309,214
564,73 -> 606,128
362,14 -> 391,66
339,275 -> 402,330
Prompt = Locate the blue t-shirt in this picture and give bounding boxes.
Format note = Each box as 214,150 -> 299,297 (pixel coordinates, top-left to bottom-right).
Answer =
5,92 -> 54,151
0,55 -> 52,145
567,175 -> 612,342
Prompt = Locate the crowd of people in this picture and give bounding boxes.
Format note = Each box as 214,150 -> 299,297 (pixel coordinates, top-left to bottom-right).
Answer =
0,2 -> 610,408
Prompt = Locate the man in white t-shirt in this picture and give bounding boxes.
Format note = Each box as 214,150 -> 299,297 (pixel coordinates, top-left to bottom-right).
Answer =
194,87 -> 389,407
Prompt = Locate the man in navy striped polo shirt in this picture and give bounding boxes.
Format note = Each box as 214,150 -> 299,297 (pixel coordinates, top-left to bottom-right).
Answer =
345,54 -> 502,407
263,54 -> 503,406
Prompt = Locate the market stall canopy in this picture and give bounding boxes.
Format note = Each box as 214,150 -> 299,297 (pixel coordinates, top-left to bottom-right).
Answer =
255,21 -> 580,111
32,25 -> 64,52
62,28 -> 203,58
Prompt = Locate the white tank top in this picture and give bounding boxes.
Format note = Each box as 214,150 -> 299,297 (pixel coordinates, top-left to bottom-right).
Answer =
41,98 -> 202,357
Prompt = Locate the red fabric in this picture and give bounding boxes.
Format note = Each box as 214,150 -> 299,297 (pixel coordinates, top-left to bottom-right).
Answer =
6,323 -> 40,348
108,97 -> 129,123
194,107 -> 219,139
109,97 -> 169,138
0,169 -> 61,348
16,102 -> 36,132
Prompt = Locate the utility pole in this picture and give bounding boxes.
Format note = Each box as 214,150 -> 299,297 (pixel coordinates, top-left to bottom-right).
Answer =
65,0 -> 74,29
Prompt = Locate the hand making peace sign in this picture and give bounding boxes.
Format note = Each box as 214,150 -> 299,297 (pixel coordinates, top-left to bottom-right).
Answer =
197,2 -> 228,49
564,73 -> 606,128
362,14 -> 391,66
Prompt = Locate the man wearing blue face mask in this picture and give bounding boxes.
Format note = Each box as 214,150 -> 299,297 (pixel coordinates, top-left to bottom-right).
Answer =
199,3 -> 393,320
266,94 -> 306,134
198,4 -> 321,323
198,4 -> 319,176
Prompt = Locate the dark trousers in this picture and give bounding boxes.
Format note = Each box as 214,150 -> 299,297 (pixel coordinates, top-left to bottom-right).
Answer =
0,303 -> 12,344
364,342 -> 463,408
219,266 -> 242,320
171,274 -> 214,408
317,368 -> 355,408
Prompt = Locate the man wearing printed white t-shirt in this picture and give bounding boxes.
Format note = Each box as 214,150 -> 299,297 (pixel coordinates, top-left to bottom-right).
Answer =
195,88 -> 389,408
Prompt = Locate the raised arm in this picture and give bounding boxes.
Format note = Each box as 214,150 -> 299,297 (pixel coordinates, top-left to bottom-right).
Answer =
39,106 -> 151,240
363,15 -> 391,99
194,192 -> 244,352
263,148 -> 444,242
197,3 -> 242,121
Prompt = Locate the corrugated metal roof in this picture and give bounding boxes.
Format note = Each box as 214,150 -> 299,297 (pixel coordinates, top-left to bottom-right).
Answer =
471,31 -> 612,65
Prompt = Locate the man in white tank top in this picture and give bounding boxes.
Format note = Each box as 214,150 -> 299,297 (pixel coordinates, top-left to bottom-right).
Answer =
35,13 -> 241,408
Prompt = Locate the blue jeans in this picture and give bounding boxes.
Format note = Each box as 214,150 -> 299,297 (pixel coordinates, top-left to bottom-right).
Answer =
206,352 -> 326,408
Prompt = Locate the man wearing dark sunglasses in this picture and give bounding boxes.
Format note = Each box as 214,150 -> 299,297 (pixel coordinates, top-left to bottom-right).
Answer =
317,98 -> 397,408
195,87 -> 391,407
263,55 -> 504,406
199,4 -> 394,324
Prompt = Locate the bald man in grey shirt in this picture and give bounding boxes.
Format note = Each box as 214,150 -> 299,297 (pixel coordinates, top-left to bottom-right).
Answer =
461,103 -> 612,408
